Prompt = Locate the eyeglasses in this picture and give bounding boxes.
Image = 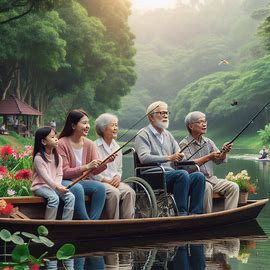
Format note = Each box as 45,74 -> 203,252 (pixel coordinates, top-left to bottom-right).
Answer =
152,111 -> 171,117
193,120 -> 207,125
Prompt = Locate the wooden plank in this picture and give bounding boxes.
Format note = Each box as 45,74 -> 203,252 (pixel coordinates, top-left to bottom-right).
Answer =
10,211 -> 30,220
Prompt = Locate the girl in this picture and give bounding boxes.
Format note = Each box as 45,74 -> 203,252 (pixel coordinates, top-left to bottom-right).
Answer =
58,109 -> 109,220
31,127 -> 75,220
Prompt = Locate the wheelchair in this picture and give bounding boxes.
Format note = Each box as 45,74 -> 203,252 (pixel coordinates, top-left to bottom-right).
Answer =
123,148 -> 198,218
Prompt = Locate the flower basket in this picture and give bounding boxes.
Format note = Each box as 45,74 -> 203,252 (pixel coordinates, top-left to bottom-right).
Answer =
225,170 -> 256,203
239,191 -> 248,204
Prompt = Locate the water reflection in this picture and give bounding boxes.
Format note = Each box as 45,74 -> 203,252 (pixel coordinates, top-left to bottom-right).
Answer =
42,238 -> 261,270
42,224 -> 267,270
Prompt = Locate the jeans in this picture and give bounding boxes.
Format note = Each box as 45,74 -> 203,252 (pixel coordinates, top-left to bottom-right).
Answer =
62,179 -> 106,220
165,170 -> 205,215
168,244 -> 205,270
33,186 -> 75,209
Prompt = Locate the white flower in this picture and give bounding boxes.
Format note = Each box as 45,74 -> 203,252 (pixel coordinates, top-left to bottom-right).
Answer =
7,189 -> 16,196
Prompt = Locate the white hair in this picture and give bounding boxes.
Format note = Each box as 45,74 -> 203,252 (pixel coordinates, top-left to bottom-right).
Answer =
146,101 -> 168,115
95,113 -> 118,137
184,111 -> 206,133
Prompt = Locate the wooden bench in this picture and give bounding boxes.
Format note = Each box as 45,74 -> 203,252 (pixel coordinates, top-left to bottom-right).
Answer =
2,193 -> 224,219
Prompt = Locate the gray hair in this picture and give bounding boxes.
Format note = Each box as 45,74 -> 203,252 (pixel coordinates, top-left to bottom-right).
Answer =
146,101 -> 168,115
95,113 -> 118,137
185,111 -> 206,133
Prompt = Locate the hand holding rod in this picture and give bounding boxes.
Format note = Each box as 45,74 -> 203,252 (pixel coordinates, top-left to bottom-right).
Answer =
67,129 -> 144,189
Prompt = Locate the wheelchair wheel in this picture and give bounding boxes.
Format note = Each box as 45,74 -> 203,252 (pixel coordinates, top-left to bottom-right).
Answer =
123,177 -> 158,218
156,193 -> 178,217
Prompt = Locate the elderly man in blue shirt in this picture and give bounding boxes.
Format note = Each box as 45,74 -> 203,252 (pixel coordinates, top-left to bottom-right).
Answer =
134,101 -> 205,216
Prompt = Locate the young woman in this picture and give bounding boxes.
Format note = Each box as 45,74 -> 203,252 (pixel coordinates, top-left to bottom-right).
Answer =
31,127 -> 75,220
58,109 -> 108,220
94,113 -> 136,219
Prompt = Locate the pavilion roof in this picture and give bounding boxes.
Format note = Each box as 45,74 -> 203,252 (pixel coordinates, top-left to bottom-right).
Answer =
0,96 -> 42,116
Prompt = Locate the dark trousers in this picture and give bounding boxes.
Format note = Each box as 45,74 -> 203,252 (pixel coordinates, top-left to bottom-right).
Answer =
165,170 -> 205,215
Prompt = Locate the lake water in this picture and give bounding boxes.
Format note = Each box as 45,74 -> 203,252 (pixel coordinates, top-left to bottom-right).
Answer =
43,151 -> 270,269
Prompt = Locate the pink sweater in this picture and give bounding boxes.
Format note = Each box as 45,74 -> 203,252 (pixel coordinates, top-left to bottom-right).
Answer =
31,153 -> 63,191
58,137 -> 106,180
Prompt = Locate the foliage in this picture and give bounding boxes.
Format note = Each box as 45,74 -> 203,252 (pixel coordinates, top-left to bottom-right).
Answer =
0,226 -> 75,268
225,170 -> 256,193
258,123 -> 270,144
0,0 -> 136,126
123,0 -> 270,134
0,145 -> 33,197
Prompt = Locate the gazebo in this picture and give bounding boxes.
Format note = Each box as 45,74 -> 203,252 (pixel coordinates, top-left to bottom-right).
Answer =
0,95 -> 42,136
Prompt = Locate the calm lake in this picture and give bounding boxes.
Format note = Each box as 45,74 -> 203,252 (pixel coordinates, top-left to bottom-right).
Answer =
42,151 -> 270,269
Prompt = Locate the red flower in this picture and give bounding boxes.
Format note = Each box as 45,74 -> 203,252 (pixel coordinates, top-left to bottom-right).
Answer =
1,145 -> 13,156
248,184 -> 256,194
0,203 -> 13,215
0,166 -> 8,176
15,169 -> 32,180
30,264 -> 40,270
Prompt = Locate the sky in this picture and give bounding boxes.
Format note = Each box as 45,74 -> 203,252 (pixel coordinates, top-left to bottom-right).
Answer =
131,0 -> 178,11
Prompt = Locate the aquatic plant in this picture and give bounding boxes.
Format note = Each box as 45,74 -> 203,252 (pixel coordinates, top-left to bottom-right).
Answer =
0,225 -> 75,269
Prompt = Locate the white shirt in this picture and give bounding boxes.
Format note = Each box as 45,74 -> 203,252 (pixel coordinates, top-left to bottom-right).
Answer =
72,148 -> 83,167
93,138 -> 122,182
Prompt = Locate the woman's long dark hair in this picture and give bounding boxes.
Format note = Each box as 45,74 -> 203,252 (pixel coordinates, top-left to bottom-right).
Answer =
33,126 -> 59,167
58,109 -> 88,139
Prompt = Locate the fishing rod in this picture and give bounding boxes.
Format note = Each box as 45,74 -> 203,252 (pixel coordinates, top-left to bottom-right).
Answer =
67,128 -> 144,189
227,99 -> 270,146
187,142 -> 207,160
117,105 -> 159,141
179,138 -> 196,153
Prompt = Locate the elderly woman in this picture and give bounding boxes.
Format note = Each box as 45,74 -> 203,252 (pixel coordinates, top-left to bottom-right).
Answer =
94,113 -> 136,219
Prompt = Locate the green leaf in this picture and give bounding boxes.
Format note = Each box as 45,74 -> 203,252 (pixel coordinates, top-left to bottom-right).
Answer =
56,244 -> 75,260
28,254 -> 43,265
14,265 -> 29,270
39,236 -> 54,247
31,237 -> 42,244
11,234 -> 25,245
37,225 -> 48,236
22,232 -> 37,239
38,251 -> 48,261
0,229 -> 12,242
12,244 -> 30,263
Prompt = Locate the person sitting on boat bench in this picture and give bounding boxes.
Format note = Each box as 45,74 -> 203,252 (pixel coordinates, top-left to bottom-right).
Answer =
135,101 -> 205,216
258,146 -> 268,159
179,111 -> 239,213
93,113 -> 136,219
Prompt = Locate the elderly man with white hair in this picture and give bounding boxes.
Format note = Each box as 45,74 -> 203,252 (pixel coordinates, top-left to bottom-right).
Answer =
93,113 -> 136,219
134,101 -> 205,216
179,111 -> 239,213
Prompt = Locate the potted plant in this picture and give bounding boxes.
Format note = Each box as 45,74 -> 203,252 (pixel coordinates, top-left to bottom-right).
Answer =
225,170 -> 256,204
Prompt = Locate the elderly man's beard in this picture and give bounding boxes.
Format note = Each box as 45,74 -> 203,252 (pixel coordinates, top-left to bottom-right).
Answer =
156,119 -> 169,129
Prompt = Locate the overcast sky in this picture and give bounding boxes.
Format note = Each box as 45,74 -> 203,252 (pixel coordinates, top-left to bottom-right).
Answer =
131,0 -> 178,10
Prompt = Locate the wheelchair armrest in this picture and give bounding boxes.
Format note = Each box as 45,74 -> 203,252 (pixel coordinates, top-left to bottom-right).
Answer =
174,161 -> 200,173
135,163 -> 166,174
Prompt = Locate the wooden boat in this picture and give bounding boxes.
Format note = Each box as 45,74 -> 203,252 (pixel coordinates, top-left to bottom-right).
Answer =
0,196 -> 268,243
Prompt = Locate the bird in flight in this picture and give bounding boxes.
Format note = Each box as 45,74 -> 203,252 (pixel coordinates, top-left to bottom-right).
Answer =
231,100 -> 238,106
218,59 -> 229,65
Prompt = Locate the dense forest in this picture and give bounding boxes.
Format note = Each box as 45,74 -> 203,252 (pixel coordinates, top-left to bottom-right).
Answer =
119,0 -> 270,133
2,0 -> 270,135
0,0 -> 136,123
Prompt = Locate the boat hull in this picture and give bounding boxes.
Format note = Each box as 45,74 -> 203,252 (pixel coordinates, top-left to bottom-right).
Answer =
0,199 -> 268,242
